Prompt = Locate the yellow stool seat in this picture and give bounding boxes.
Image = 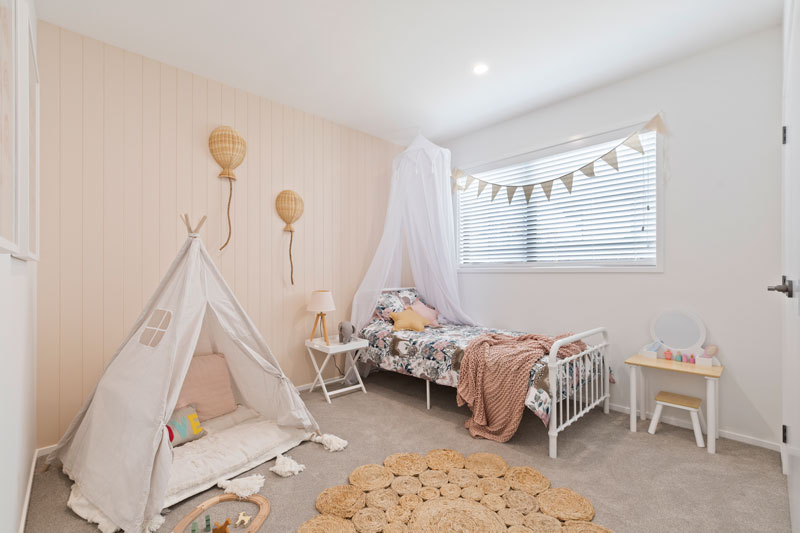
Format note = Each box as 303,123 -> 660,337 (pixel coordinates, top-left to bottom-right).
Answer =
654,391 -> 702,410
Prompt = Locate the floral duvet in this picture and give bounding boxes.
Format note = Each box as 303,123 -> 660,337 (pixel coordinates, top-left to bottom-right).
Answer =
358,288 -> 604,427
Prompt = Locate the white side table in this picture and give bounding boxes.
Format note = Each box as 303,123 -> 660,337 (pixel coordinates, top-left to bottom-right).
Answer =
305,337 -> 368,403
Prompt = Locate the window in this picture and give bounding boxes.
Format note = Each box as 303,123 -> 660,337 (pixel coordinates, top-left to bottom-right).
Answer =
457,130 -> 658,268
139,309 -> 172,347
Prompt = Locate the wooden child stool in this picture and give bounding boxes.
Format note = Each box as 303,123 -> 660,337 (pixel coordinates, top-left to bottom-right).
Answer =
648,391 -> 707,448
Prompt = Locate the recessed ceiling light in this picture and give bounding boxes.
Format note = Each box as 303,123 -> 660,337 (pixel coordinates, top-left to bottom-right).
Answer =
473,63 -> 489,75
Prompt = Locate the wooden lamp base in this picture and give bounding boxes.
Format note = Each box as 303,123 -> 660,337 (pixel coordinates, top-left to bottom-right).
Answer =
309,312 -> 330,344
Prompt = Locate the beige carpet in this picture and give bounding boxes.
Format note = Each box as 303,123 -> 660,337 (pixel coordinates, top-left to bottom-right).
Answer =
25,372 -> 790,532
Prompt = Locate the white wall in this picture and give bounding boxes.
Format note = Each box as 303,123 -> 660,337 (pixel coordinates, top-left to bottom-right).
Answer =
0,256 -> 37,530
444,27 -> 784,448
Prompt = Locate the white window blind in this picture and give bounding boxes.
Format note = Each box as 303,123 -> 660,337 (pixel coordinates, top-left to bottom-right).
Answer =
458,130 -> 658,267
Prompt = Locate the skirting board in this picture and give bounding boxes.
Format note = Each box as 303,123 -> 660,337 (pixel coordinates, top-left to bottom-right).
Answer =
18,448 -> 37,533
608,402 -> 780,452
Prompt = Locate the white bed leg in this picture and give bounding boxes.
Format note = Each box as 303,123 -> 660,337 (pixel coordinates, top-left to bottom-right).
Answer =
549,433 -> 557,459
426,380 -> 430,410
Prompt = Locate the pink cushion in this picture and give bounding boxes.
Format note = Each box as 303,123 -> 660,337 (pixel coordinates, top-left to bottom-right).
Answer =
411,299 -> 440,327
177,354 -> 237,422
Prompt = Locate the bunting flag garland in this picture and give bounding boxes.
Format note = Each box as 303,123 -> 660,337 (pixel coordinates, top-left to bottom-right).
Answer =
506,185 -> 517,204
450,112 -> 666,205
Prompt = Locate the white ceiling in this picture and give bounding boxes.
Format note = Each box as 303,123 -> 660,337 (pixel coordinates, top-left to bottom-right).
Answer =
36,0 -> 782,145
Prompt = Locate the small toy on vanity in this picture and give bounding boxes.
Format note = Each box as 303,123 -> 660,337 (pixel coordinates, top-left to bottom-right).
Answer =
664,349 -> 672,361
649,309 -> 721,367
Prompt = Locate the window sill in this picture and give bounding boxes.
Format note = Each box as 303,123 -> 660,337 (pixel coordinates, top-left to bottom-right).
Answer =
458,264 -> 663,274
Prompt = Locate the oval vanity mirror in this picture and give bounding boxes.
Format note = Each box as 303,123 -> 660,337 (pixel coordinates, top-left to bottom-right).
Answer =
651,309 -> 706,353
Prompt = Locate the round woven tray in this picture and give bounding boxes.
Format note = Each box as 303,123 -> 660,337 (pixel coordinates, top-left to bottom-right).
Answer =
408,497 -> 507,533
419,469 -> 448,488
524,512 -> 563,533
478,476 -> 510,496
384,452 -> 427,476
366,488 -> 399,510
447,468 -> 479,488
461,485 -> 484,501
505,466 -> 551,495
383,522 -> 409,533
351,507 -> 387,533
562,520 -> 615,533
386,504 -> 411,523
349,464 -> 394,491
481,493 -> 506,512
391,475 -> 422,495
298,514 -> 357,533
439,483 -> 461,499
503,489 -> 539,514
418,486 -> 440,500
498,507 -> 525,526
424,448 -> 466,471
538,488 -> 595,521
465,452 -> 509,478
315,485 -> 366,518
399,494 -> 422,510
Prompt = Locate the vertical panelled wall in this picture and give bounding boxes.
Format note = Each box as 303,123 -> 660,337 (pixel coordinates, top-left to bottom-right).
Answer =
37,23 -> 399,447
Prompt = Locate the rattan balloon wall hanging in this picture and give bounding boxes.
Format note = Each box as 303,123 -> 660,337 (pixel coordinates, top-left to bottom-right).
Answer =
209,126 -> 247,250
275,190 -> 304,285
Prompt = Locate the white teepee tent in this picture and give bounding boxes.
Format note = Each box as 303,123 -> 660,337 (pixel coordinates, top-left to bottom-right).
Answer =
47,218 -> 324,532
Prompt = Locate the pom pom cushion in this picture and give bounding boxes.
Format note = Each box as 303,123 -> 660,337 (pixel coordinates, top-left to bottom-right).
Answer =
390,308 -> 430,332
411,299 -> 440,327
167,406 -> 205,446
177,353 -> 237,421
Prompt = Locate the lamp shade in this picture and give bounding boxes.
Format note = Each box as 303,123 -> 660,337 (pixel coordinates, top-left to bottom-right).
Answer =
307,290 -> 335,313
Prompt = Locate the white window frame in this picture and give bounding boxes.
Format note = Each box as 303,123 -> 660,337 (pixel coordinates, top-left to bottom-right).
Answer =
455,124 -> 665,274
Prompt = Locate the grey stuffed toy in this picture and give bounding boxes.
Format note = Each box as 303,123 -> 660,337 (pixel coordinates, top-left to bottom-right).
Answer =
338,321 -> 357,343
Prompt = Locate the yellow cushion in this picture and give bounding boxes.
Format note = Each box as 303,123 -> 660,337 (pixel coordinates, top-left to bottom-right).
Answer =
390,308 -> 430,332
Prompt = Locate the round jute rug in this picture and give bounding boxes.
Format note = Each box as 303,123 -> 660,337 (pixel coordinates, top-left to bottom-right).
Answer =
298,450 -> 614,533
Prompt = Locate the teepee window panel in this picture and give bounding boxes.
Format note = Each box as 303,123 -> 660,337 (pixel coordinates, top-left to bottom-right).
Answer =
139,309 -> 172,347
457,130 -> 658,268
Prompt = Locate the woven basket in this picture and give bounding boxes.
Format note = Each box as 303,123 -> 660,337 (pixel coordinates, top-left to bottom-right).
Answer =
562,520 -> 615,533
523,512 -> 563,533
297,514 -> 356,533
208,126 -> 246,179
447,468 -> 479,488
537,488 -> 595,521
275,190 -> 304,232
504,490 -> 538,514
315,485 -> 366,518
384,453 -> 427,476
351,507 -> 387,533
349,464 -> 394,491
498,507 -> 526,526
391,475 -> 422,496
424,448 -> 465,471
419,469 -> 448,488
365,488 -> 399,510
505,466 -> 551,495
408,497 -> 507,533
465,452 -> 509,478
478,476 -> 510,496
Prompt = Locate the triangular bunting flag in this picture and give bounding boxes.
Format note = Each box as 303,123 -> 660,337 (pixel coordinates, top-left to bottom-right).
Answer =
506,185 -> 517,204
477,180 -> 488,198
560,173 -> 574,193
491,183 -> 502,202
643,114 -> 667,134
602,149 -> 619,171
523,184 -> 534,204
580,161 -> 595,177
464,175 -> 475,191
541,180 -> 553,201
452,168 -> 465,180
623,132 -> 644,154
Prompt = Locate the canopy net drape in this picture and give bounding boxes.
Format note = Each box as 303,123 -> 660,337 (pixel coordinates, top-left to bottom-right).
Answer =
351,135 -> 474,330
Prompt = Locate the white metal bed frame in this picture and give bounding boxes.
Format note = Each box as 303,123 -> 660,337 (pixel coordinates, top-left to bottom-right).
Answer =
416,327 -> 609,459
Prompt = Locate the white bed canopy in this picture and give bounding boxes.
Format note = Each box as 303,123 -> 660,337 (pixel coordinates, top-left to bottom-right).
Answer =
351,135 -> 473,330
47,224 -> 319,532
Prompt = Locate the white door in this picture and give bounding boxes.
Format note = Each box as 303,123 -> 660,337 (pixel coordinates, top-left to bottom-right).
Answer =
781,1 -> 800,528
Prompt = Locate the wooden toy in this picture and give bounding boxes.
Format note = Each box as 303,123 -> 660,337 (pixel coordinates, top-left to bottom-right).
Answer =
664,349 -> 672,360
689,355 -> 696,364
675,354 -> 682,362
235,512 -> 252,527
205,515 -> 211,532
212,519 -> 231,533
191,523 -> 198,533
171,494 -> 270,533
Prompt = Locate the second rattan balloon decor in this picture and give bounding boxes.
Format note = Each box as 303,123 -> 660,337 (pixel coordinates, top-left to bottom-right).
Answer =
276,190 -> 304,285
209,126 -> 247,251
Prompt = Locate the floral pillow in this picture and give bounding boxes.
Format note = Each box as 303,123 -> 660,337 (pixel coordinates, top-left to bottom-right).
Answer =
372,288 -> 434,323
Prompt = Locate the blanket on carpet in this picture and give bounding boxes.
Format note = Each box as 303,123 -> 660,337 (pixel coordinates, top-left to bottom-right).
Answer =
456,333 -> 587,442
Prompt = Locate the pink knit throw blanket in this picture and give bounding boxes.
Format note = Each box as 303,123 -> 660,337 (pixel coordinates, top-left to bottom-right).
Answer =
456,333 -> 587,442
